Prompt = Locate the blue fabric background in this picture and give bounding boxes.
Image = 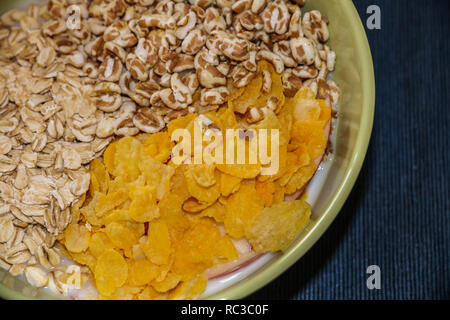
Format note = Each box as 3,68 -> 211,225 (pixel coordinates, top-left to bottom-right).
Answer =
248,0 -> 450,300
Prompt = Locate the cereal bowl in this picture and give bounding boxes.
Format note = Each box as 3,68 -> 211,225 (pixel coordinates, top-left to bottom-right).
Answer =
0,0 -> 375,300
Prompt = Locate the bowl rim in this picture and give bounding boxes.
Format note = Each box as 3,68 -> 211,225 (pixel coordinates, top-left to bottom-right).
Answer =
0,0 -> 375,300
207,0 -> 376,300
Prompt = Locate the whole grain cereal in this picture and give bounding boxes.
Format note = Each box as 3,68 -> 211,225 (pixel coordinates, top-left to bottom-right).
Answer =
0,0 -> 339,298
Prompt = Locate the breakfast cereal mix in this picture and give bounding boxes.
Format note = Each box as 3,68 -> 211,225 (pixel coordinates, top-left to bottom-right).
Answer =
0,0 -> 339,299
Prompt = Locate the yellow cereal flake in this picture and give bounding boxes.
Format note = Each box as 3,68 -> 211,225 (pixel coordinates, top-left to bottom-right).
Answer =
172,220 -> 237,280
89,173 -> 100,197
183,197 -> 214,213
291,120 -> 327,160
105,222 -> 138,251
130,242 -> 146,261
122,221 -> 145,238
103,141 -> 117,176
89,232 -> 115,258
255,180 -> 275,207
290,86 -> 316,101
151,272 -> 182,293
64,224 -> 90,253
168,113 -> 197,137
128,259 -> 159,287
90,159 -> 110,194
184,166 -> 220,203
293,97 -> 321,122
272,181 -> 286,205
69,251 -> 97,272
227,85 -> 245,102
230,72 -> 263,114
254,60 -> 284,111
143,131 -> 172,163
137,286 -> 166,300
141,221 -> 172,265
245,200 -> 311,253
285,163 -> 316,195
95,249 -> 128,296
188,164 -> 216,188
95,189 -> 128,217
113,136 -> 144,181
154,253 -> 174,282
104,209 -> 131,224
224,185 -> 265,238
220,172 -> 242,196
318,99 -> 332,122
217,107 -> 238,129
139,156 -> 175,201
184,274 -> 208,300
108,175 -> 127,194
129,184 -> 160,223
167,281 -> 190,300
199,201 -> 227,223
101,285 -> 143,300
80,195 -> 104,226
216,162 -> 261,179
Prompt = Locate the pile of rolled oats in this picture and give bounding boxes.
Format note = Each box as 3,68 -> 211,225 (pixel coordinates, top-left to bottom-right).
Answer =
0,0 -> 339,295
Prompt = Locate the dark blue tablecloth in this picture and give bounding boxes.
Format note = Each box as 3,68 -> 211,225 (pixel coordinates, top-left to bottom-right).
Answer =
248,0 -> 450,300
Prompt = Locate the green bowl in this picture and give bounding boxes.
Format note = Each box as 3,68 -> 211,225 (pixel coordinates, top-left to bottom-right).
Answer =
0,0 -> 375,300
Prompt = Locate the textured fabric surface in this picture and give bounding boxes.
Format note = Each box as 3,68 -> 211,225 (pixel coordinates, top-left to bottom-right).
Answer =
248,0 -> 450,300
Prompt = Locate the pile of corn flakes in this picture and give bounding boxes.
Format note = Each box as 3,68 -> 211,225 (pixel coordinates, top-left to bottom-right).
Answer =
60,61 -> 332,300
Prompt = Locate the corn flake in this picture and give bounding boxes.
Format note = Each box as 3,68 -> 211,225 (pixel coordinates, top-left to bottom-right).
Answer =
151,272 -> 182,293
64,224 -> 90,253
89,232 -> 115,258
199,201 -> 227,223
129,184 -> 160,223
184,166 -> 220,203
90,159 -> 110,194
69,251 -> 97,272
143,131 -> 172,163
220,172 -> 242,197
95,249 -> 128,296
188,164 -> 216,188
128,259 -> 159,287
95,189 -> 128,217
183,197 -> 214,213
141,221 -> 172,265
230,73 -> 262,114
113,136 -> 144,181
224,185 -> 265,238
105,222 -> 138,250
101,285 -> 143,300
139,156 -> 175,201
184,274 -> 207,300
245,200 -> 311,253
137,286 -> 166,300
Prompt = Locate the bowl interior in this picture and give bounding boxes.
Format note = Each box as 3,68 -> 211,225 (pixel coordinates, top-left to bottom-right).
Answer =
0,0 -> 375,300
